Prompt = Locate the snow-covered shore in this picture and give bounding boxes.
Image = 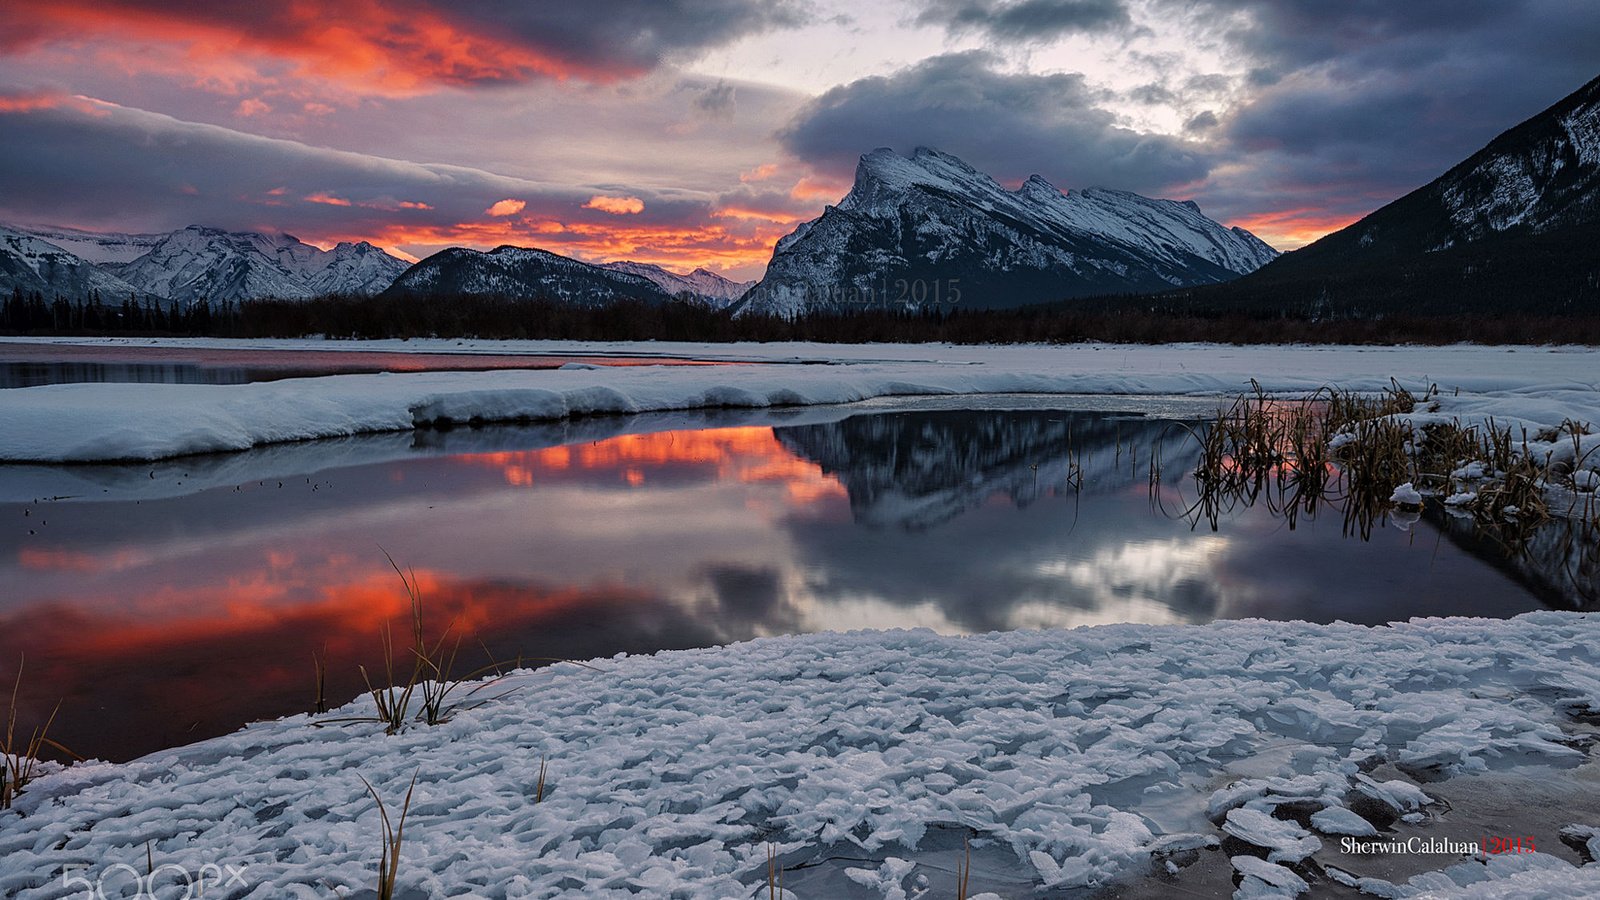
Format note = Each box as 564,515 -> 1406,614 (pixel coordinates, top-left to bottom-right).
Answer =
2,339 -> 1598,463
3,614 -> 1600,898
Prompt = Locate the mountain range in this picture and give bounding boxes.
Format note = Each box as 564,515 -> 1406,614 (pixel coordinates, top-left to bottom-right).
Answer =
0,224 -> 411,306
7,71 -> 1598,319
0,222 -> 755,310
1,149 -> 1277,314
376,148 -> 1277,315
379,247 -> 754,309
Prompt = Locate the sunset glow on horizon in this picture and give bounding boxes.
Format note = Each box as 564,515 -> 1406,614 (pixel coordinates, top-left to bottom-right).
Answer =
2,2 -> 1594,278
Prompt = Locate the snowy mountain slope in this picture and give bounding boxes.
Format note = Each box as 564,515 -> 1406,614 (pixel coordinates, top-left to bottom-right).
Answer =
303,240 -> 414,297
1210,73 -> 1600,314
384,245 -> 677,307
6,224 -> 165,265
734,147 -> 1277,317
0,226 -> 151,301
109,226 -> 409,304
599,261 -> 755,307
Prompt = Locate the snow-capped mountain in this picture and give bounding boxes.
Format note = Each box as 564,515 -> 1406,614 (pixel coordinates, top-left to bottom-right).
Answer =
734,147 -> 1277,317
598,261 -> 754,308
384,245 -> 677,307
303,240 -> 414,297
1221,73 -> 1600,314
0,223 -> 412,305
6,224 -> 165,266
110,226 -> 409,304
0,226 -> 151,301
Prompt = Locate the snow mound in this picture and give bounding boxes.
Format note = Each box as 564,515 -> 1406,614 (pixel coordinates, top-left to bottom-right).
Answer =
1390,482 -> 1423,507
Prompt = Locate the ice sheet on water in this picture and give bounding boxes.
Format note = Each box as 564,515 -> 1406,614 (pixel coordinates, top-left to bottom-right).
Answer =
1231,855 -> 1310,897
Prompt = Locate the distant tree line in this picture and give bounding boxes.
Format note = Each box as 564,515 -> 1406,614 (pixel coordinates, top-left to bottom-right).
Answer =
4,286 -> 1600,346
2,287 -> 239,335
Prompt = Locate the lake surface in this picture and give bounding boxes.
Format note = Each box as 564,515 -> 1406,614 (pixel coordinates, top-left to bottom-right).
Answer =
1,395 -> 1592,762
0,341 -> 746,387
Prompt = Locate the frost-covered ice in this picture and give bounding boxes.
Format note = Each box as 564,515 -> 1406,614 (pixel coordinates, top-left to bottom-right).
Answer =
2,613 -> 1599,898
1231,855 -> 1309,898
2,338 -> 1598,464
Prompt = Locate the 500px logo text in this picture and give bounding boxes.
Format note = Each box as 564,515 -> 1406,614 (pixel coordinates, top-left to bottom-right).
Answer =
61,862 -> 249,898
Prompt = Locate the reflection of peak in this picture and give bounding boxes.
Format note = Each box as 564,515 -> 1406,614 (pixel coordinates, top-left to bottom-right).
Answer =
774,409 -> 1197,530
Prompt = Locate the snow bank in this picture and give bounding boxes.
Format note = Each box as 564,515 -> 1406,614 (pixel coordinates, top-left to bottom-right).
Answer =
2,340 -> 1598,463
2,612 -> 1598,898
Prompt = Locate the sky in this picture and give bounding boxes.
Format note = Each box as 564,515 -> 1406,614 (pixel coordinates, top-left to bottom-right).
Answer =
0,1 -> 1595,280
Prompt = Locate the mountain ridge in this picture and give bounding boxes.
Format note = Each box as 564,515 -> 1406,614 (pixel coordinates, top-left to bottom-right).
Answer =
1183,73 -> 1600,314
382,245 -> 679,307
733,146 -> 1278,318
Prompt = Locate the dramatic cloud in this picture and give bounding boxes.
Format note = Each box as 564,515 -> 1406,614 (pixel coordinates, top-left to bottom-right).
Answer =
0,0 -> 810,94
0,99 -> 785,275
1,0 -> 1595,264
915,0 -> 1131,41
779,51 -> 1212,195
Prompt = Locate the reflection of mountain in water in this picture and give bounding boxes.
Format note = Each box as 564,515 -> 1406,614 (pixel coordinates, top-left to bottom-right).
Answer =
1428,508 -> 1600,609
774,409 -> 1197,530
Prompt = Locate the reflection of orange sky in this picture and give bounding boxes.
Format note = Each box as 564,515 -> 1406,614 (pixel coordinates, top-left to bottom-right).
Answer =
0,557 -> 661,762
463,427 -> 847,505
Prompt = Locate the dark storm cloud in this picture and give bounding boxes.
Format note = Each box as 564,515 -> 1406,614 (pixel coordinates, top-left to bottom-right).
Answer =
778,51 -> 1211,194
692,80 -> 738,116
1180,0 -> 1600,232
444,1 -> 813,74
914,0 -> 1131,41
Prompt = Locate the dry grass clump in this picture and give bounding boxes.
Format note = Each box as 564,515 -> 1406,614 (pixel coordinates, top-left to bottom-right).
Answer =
359,770 -> 418,900
317,552 -> 518,735
1174,381 -> 1590,540
316,551 -> 602,735
2,656 -> 72,811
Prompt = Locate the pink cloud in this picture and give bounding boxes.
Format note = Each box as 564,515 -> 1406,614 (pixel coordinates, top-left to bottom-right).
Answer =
235,98 -> 271,117
583,195 -> 644,215
486,198 -> 526,217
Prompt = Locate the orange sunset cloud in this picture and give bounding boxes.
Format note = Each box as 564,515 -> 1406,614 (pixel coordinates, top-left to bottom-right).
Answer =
583,195 -> 646,215
486,198 -> 527,217
0,0 -> 636,96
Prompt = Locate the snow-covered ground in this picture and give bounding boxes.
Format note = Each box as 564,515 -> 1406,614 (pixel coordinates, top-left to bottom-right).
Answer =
4,338 -> 1600,898
2,338 -> 1597,464
3,614 -> 1599,898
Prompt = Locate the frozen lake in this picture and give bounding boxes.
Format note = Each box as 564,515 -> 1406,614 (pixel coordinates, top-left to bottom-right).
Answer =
0,340 -> 750,387
2,395 -> 1587,763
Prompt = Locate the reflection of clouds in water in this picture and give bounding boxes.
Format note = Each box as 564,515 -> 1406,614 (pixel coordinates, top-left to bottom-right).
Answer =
1022,537 -> 1230,626
792,592 -> 967,634
693,564 -> 807,640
